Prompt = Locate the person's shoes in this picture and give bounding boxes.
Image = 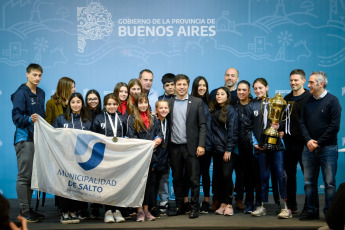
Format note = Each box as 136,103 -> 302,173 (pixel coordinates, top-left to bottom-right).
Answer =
183,201 -> 192,213
244,203 -> 254,214
200,201 -> 210,214
60,212 -> 71,224
299,211 -> 319,221
159,200 -> 169,214
289,206 -> 299,214
224,204 -> 234,216
210,200 -> 220,211
90,208 -> 101,219
29,208 -> 45,220
104,210 -> 115,223
144,210 -> 156,221
151,207 -> 161,218
251,206 -> 266,217
121,208 -> 131,219
77,209 -> 90,220
69,212 -> 80,224
166,209 -> 177,216
189,209 -> 199,219
136,211 -> 145,222
236,199 -> 245,210
278,209 -> 292,219
175,207 -> 185,215
215,204 -> 226,215
114,210 -> 125,223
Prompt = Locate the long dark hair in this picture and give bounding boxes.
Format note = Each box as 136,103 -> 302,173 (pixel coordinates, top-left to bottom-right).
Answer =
132,93 -> 153,133
64,92 -> 90,122
191,76 -> 214,110
127,79 -> 142,115
214,87 -> 231,123
113,82 -> 128,102
85,89 -> 102,116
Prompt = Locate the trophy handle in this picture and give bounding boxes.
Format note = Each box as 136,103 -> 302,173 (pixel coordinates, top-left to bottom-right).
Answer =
281,101 -> 294,121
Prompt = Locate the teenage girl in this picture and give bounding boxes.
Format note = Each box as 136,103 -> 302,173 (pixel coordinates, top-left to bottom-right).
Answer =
126,79 -> 142,116
127,93 -> 163,222
91,93 -> 126,223
53,92 -> 91,224
85,89 -> 102,121
211,87 -> 238,216
250,78 -> 290,219
113,82 -> 129,117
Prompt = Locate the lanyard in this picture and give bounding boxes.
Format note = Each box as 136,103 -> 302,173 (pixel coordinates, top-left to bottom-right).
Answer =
161,119 -> 167,141
107,112 -> 118,137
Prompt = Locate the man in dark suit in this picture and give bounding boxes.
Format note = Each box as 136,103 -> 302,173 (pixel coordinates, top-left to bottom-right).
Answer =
167,74 -> 207,219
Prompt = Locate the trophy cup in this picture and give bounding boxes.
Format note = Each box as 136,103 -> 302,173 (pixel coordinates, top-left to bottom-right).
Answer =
261,93 -> 294,150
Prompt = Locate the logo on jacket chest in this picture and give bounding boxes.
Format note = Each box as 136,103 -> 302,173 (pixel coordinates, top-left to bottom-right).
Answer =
253,110 -> 259,116
101,123 -> 106,129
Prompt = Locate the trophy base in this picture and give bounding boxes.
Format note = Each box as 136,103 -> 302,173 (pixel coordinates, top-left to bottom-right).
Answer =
262,143 -> 281,151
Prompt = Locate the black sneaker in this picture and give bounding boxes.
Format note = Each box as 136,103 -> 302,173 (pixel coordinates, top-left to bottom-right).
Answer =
183,201 -> 192,213
151,207 -> 161,218
21,211 -> 40,223
159,201 -> 169,215
77,209 -> 90,220
29,208 -> 45,220
200,201 -> 209,214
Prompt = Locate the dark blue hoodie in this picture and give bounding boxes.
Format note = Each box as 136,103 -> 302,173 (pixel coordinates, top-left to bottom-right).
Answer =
91,111 -> 125,137
11,84 -> 45,144
53,113 -> 91,130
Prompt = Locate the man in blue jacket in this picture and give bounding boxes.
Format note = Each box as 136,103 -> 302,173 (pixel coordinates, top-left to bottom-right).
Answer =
299,71 -> 341,220
11,63 -> 46,223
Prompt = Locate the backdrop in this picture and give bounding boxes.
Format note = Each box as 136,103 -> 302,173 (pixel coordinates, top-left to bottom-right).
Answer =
1,0 -> 344,199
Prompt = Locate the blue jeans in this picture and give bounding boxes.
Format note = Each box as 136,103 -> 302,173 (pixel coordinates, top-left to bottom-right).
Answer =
302,145 -> 338,215
257,150 -> 287,202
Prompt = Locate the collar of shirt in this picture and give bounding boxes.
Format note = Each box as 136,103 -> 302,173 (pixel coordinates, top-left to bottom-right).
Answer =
175,94 -> 189,101
313,90 -> 327,100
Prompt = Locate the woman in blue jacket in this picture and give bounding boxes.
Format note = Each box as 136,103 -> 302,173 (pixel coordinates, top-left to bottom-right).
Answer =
211,87 -> 238,216
53,92 -> 91,224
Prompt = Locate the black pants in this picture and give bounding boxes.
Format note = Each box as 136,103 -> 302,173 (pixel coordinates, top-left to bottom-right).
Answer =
143,168 -> 156,207
59,197 -> 84,212
170,143 -> 200,210
213,152 -> 236,204
199,151 -> 212,197
283,138 -> 304,208
234,154 -> 244,201
238,145 -> 261,204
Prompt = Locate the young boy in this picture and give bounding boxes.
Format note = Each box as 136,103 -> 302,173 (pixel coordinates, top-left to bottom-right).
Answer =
151,100 -> 171,216
11,63 -> 46,222
158,73 -> 175,100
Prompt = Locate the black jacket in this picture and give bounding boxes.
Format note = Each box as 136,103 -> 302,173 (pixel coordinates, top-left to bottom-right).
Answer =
211,105 -> 238,154
251,98 -> 284,154
91,111 -> 125,137
235,100 -> 254,146
127,114 -> 163,167
154,119 -> 170,171
53,113 -> 91,130
282,89 -> 310,143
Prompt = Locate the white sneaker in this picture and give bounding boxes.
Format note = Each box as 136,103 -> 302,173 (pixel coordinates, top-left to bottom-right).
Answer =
60,212 -> 72,224
278,209 -> 292,219
104,210 -> 115,223
69,212 -> 80,224
114,210 -> 125,223
251,206 -> 266,217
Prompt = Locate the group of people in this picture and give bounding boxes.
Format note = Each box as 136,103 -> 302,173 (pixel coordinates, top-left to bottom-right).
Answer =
10,64 -> 341,227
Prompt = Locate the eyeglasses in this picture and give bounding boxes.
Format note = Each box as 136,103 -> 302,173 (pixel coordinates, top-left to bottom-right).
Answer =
87,98 -> 98,102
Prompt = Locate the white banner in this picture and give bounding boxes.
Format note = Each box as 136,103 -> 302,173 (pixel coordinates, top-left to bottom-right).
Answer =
32,116 -> 154,207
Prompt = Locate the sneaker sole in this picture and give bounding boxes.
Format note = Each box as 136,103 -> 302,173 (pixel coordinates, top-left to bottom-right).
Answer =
224,213 -> 234,216
278,215 -> 292,219
115,218 -> 125,223
251,213 -> 266,217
